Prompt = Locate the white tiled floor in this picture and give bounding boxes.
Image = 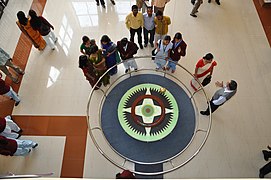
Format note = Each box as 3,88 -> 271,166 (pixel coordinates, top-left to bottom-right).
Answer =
1,0 -> 271,178
0,0 -> 32,54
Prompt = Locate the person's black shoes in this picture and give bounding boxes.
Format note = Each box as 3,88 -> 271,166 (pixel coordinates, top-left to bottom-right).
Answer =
200,111 -> 209,116
102,4 -> 106,8
216,0 -> 221,5
190,14 -> 197,18
144,44 -> 147,47
150,43 -> 154,48
33,143 -> 38,149
125,69 -> 129,73
96,2 -> 99,6
15,101 -> 20,106
111,0 -> 115,5
208,0 -> 211,2
139,44 -> 143,49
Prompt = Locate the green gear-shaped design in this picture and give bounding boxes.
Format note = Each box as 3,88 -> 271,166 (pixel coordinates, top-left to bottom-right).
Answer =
118,84 -> 179,142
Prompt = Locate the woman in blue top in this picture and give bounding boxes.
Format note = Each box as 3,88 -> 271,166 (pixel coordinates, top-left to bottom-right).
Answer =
100,35 -> 118,76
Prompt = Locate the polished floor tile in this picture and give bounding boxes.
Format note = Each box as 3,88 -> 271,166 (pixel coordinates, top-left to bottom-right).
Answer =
0,136 -> 65,177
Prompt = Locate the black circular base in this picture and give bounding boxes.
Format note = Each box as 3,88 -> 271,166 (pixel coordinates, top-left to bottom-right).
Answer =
101,74 -> 196,163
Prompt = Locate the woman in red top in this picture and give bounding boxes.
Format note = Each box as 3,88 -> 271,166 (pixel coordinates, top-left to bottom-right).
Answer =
79,55 -> 101,90
190,53 -> 217,91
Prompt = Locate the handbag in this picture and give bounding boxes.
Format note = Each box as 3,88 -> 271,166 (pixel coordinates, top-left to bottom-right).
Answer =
151,40 -> 162,60
201,75 -> 212,87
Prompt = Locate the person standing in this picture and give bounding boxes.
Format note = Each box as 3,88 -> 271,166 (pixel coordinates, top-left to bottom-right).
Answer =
0,116 -> 22,139
89,46 -> 110,87
143,7 -> 155,47
80,36 -> 96,56
100,35 -> 118,75
16,11 -> 46,51
154,35 -> 172,70
154,10 -> 171,44
116,38 -> 139,73
151,0 -> 170,13
190,0 -> 203,18
190,53 -> 217,91
78,55 -> 101,90
0,72 -> 20,106
208,0 -> 221,5
200,80 -> 237,116
125,5 -> 144,49
0,47 -> 24,84
96,0 -> 115,8
167,32 -> 187,73
29,10 -> 58,50
0,135 -> 38,156
260,146 -> 271,178
136,0 -> 149,12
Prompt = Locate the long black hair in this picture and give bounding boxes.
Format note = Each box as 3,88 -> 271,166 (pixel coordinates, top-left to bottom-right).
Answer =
79,55 -> 88,69
100,35 -> 111,44
17,11 -> 28,26
29,9 -> 42,30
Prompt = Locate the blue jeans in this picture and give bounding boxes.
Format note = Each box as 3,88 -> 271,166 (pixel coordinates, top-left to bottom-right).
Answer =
166,60 -> 178,71
154,58 -> 166,69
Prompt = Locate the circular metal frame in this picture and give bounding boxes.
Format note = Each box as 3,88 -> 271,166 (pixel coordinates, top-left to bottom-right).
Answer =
86,56 -> 212,175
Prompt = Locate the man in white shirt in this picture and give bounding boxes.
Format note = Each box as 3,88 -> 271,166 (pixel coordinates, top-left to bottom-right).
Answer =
143,7 -> 155,47
200,80 -> 237,115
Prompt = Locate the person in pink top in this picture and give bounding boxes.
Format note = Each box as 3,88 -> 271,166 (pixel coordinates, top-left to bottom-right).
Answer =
190,53 -> 217,91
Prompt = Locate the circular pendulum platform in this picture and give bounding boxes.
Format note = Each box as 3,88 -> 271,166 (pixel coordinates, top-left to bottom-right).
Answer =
101,74 -> 196,163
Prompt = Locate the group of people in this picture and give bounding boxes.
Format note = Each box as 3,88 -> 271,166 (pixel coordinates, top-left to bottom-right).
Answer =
77,2 -> 237,118
0,116 -> 38,156
1,9 -> 57,107
79,35 -> 139,89
0,9 -> 57,156
16,9 -> 57,51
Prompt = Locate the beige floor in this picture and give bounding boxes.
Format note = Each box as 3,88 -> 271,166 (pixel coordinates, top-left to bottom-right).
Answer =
0,136 -> 65,177
0,0 -> 271,178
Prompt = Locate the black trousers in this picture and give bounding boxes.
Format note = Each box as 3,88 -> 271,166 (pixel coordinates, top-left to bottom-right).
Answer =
204,99 -> 220,115
96,0 -> 105,5
260,161 -> 271,177
130,27 -> 142,45
143,27 -> 155,45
